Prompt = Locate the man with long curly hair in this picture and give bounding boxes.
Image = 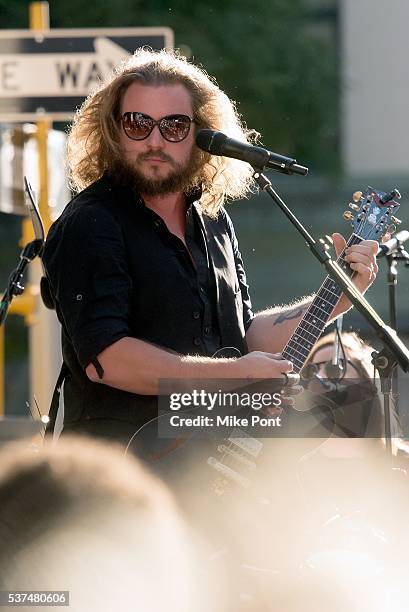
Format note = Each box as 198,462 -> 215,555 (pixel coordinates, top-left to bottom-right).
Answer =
43,48 -> 378,445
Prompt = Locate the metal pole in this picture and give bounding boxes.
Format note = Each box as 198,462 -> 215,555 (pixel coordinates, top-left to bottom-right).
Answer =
28,1 -> 58,421
30,2 -> 52,232
0,327 -> 4,415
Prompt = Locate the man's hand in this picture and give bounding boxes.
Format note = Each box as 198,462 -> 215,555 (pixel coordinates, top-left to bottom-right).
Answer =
237,351 -> 294,383
331,232 -> 378,317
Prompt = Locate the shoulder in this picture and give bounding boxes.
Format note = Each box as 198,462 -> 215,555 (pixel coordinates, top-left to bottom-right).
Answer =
43,177 -> 133,263
61,176 -> 125,222
49,176 -> 134,238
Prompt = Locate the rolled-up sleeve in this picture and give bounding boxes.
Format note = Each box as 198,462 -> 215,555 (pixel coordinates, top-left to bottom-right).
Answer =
43,202 -> 132,369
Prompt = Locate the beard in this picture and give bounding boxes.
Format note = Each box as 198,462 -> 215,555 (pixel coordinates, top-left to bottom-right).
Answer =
110,147 -> 205,197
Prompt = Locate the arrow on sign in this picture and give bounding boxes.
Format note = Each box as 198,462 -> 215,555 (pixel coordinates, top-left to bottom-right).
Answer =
0,38 -> 131,97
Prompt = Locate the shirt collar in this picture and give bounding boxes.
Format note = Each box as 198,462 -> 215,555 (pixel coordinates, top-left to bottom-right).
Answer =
135,185 -> 203,212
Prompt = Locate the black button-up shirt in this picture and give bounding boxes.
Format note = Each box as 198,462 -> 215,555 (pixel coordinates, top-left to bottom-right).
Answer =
146,200 -> 222,356
43,174 -> 254,427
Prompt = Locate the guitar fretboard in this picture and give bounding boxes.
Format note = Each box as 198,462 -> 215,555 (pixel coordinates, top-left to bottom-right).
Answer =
282,234 -> 362,374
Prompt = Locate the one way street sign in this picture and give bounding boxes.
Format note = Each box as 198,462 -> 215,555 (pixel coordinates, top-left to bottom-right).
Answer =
0,28 -> 173,121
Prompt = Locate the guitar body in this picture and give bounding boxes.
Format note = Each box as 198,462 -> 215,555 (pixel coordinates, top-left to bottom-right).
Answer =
126,393 -> 339,502
127,411 -> 215,489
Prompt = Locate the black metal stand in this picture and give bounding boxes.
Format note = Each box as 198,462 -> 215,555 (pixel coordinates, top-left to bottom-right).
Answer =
383,246 -> 409,453
252,169 -> 409,459
1,177 -> 46,326
386,249 -> 409,351
0,239 -> 43,327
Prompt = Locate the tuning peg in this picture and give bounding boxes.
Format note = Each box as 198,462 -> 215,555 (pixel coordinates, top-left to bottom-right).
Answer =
391,216 -> 401,225
343,211 -> 354,221
352,191 -> 363,202
349,202 -> 360,211
380,188 -> 401,204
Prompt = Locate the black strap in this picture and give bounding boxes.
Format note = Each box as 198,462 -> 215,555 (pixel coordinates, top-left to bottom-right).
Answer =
40,275 -> 56,310
91,357 -> 104,379
45,362 -> 69,437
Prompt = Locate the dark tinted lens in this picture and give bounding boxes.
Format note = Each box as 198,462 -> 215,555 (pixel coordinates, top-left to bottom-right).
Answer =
122,113 -> 153,140
159,115 -> 191,142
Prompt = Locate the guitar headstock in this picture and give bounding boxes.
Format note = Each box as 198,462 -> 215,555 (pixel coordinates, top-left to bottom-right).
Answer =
343,187 -> 402,241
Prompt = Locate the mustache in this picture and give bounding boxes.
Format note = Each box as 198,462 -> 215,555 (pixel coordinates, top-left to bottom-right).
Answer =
137,150 -> 176,165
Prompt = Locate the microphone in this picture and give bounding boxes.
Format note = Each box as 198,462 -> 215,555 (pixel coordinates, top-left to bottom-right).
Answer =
377,230 -> 409,257
196,129 -> 308,176
21,238 -> 44,262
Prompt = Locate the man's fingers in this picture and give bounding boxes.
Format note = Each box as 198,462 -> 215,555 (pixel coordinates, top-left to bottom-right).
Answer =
346,243 -> 378,258
349,262 -> 376,278
345,250 -> 378,270
332,232 -> 347,257
280,360 -> 294,373
345,250 -> 373,263
361,239 -> 379,255
333,235 -> 378,259
343,239 -> 378,283
261,353 -> 294,372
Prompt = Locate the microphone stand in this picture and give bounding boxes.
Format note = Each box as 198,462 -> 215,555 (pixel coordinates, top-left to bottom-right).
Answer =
0,239 -> 44,327
326,315 -> 344,380
385,244 -> 409,433
252,169 -> 409,460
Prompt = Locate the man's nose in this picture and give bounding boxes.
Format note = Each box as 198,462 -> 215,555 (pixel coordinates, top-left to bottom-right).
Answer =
146,125 -> 166,147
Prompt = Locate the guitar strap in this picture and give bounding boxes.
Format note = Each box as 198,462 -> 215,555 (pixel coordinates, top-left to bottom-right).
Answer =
45,361 -> 69,437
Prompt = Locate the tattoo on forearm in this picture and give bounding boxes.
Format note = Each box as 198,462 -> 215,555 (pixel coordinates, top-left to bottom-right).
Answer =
273,306 -> 306,326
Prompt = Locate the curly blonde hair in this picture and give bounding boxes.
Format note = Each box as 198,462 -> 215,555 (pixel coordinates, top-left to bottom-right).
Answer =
66,48 -> 257,217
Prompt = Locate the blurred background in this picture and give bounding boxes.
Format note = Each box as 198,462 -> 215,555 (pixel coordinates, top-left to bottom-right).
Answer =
1,0 -> 408,428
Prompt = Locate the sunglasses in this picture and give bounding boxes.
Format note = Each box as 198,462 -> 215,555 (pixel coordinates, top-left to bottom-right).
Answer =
302,359 -> 366,381
302,360 -> 346,380
121,112 -> 194,142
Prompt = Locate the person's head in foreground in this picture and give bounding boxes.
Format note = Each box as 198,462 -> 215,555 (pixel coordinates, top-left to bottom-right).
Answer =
0,436 -> 225,612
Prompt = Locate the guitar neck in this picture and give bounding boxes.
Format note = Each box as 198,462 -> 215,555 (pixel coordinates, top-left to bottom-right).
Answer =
282,233 -> 363,374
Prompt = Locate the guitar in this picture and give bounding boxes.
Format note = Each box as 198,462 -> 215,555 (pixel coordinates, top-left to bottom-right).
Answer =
126,187 -> 402,498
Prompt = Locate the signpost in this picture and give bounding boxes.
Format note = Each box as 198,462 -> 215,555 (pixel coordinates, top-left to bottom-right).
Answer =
0,27 -> 174,121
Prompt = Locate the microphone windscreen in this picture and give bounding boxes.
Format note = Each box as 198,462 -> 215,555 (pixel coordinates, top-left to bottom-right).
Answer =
195,129 -> 227,155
